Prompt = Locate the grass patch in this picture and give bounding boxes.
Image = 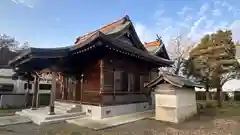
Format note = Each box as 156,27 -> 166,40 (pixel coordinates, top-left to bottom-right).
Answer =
197,100 -> 240,117
0,109 -> 17,113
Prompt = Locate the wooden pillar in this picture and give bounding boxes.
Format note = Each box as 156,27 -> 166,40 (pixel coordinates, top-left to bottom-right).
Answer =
73,77 -> 76,101
99,60 -> 104,94
61,76 -> 65,100
25,79 -> 30,107
49,71 -> 56,115
113,69 -> 116,100
80,74 -> 84,102
36,73 -> 40,108
31,74 -> 39,110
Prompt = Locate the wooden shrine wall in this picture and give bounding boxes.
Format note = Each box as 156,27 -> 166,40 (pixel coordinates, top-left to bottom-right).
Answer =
101,52 -> 151,105
81,61 -> 101,105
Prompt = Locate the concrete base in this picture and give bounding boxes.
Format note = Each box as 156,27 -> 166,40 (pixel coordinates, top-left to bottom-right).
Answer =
16,107 -> 86,125
82,102 -> 151,120
15,101 -> 152,125
67,110 -> 154,130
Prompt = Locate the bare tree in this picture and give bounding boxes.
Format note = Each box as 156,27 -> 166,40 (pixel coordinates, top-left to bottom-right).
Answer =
162,34 -> 195,76
0,34 -> 30,66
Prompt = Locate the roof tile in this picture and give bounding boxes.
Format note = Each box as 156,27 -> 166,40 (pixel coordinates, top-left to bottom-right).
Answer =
75,15 -> 130,45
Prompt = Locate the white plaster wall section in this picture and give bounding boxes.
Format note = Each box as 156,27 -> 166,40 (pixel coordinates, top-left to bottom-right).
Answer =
155,92 -> 178,123
0,95 -> 25,108
155,94 -> 177,107
155,85 -> 177,108
81,104 -> 102,120
155,107 -> 178,123
176,88 -> 196,107
175,88 -> 197,122
82,102 -> 150,119
0,78 -> 17,92
101,102 -> 150,119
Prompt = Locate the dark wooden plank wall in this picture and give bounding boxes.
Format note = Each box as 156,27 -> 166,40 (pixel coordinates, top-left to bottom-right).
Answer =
81,61 -> 101,105
101,52 -> 151,105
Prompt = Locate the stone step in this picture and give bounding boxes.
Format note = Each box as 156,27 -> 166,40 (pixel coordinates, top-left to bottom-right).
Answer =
45,112 -> 86,120
16,108 -> 87,125
55,104 -> 82,113
54,101 -> 78,108
54,107 -> 81,114
55,105 -> 74,111
39,114 -> 86,125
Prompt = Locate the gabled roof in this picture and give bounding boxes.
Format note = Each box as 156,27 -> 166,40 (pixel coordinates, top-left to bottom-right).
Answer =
145,72 -> 203,88
9,47 -> 70,66
144,40 -> 170,60
72,31 -> 173,66
74,15 -> 146,51
9,15 -> 174,70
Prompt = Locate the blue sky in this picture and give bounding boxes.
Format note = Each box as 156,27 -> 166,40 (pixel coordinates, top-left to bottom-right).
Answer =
1,0 -> 239,48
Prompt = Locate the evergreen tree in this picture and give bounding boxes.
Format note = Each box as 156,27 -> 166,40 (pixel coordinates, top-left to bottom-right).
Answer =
184,30 -> 240,107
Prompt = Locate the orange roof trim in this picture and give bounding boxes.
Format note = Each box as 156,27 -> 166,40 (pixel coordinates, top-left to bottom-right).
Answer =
75,15 -> 130,45
144,41 -> 161,47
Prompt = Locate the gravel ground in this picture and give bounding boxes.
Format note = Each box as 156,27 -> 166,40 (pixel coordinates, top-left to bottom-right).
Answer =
1,102 -> 240,135
0,116 -> 239,135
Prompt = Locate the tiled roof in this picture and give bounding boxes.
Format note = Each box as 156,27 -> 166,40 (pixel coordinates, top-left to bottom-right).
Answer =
143,40 -> 170,60
145,72 -> 203,88
75,15 -> 130,45
144,41 -> 161,52
144,41 -> 161,47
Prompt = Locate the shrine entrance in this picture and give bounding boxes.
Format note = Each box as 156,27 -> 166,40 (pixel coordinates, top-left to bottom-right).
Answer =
56,75 -> 82,102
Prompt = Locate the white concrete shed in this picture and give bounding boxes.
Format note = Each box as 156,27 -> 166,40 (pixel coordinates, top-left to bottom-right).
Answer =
145,73 -> 203,123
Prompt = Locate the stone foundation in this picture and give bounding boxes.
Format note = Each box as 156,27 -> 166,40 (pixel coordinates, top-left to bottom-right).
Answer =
82,102 -> 151,120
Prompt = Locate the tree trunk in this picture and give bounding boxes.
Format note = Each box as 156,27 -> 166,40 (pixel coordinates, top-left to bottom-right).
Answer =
216,87 -> 222,107
205,84 -> 210,101
174,59 -> 182,75
204,78 -> 211,101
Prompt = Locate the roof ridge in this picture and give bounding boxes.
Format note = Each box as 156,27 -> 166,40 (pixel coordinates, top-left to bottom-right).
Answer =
75,15 -> 130,44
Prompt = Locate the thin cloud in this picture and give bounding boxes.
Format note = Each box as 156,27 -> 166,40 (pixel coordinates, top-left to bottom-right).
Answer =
136,0 -> 239,45
134,23 -> 156,43
229,20 -> 240,42
177,6 -> 192,16
10,0 -> 34,8
212,9 -> 221,16
198,3 -> 209,16
188,16 -> 206,38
